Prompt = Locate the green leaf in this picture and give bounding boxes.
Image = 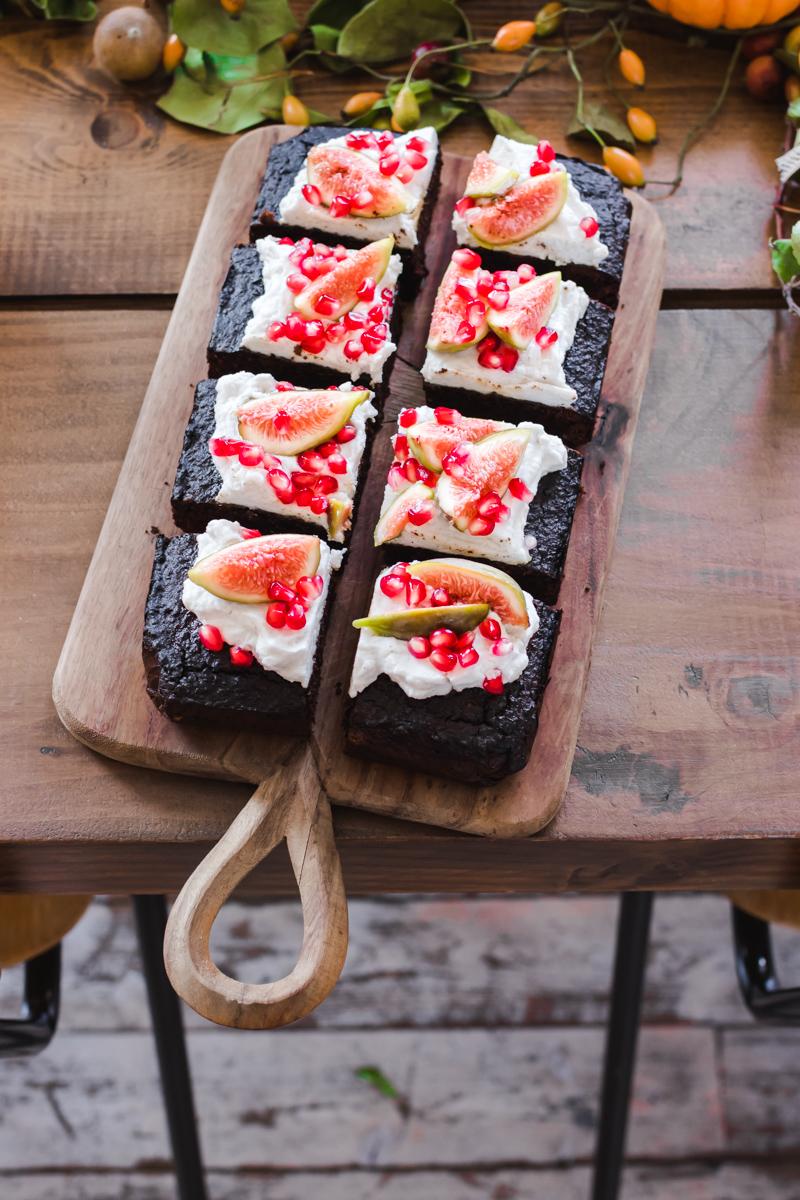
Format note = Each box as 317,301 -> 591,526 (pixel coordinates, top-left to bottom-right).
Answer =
28,0 -> 95,17
337,0 -> 466,64
306,0 -> 365,27
770,238 -> 800,285
481,105 -> 538,144
792,220 -> 800,263
354,1066 -> 400,1099
157,43 -> 286,134
171,0 -> 297,56
788,96 -> 800,123
567,100 -> 634,152
310,23 -> 341,53
448,61 -> 472,89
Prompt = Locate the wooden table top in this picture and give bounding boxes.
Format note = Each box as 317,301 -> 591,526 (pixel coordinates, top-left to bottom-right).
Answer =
2,4 -> 799,894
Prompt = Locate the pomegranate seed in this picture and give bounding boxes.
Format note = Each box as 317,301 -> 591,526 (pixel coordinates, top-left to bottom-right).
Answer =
458,647 -> 479,668
381,287 -> 394,304
344,310 -> 367,330
517,263 -> 537,282
392,562 -> 410,575
497,503 -> 510,522
208,436 -> 243,457
441,443 -> 470,476
361,329 -> 384,354
396,162 -> 414,184
454,278 -> 476,303
310,495 -> 329,515
266,602 -> 287,629
268,580 -> 297,604
468,515 -> 495,536
530,160 -> 550,176
294,489 -> 313,507
405,149 -> 428,170
291,471 -> 318,490
229,645 -> 253,667
406,135 -> 427,152
434,406 -> 458,425
272,409 -> 291,432
387,463 -> 406,490
344,339 -> 363,361
477,491 -> 502,519
286,602 -> 307,630
304,319 -> 325,340
314,293 -> 340,317
287,272 -> 307,294
454,320 -> 476,345
492,637 -> 513,657
430,587 -> 451,607
296,574 -> 324,601
379,152 -> 400,176
295,451 -> 323,473
301,183 -> 322,205
509,477 -> 533,502
430,648 -> 457,672
240,527 -> 261,539
537,139 -> 555,162
455,629 -> 474,649
302,334 -> 327,355
535,326 -> 558,350
407,502 -> 434,526
330,194 -> 352,218
498,345 -> 519,372
453,247 -> 481,271
454,196 -> 472,216
399,408 -> 419,430
477,347 -> 503,370
407,636 -> 432,659
580,215 -> 599,237
480,617 -> 501,641
278,236 -> 294,245
304,256 -> 334,280
262,453 -> 282,470
333,244 -> 348,260
482,672 -> 505,695
416,465 -> 436,486
326,322 -> 347,343
345,132 -> 367,149
274,381 -> 294,392
394,434 -> 409,459
268,467 -> 293,497
328,453 -> 347,474
356,276 -> 376,303
314,243 -> 334,258
376,130 -> 393,150
318,440 -> 337,458
268,321 -> 286,342
238,444 -> 263,467
475,272 -> 494,297
285,313 -> 306,342
403,457 -> 420,482
493,271 -> 516,289
352,188 -> 374,209
487,288 -> 510,311
313,475 -> 338,495
429,627 -> 457,649
198,624 -> 224,652
380,572 -> 407,598
405,578 -> 427,606
336,424 -> 356,443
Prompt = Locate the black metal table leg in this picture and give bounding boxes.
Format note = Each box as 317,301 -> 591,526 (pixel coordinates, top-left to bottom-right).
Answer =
133,895 -> 209,1200
590,892 -> 654,1200
0,942 -> 61,1058
732,904 -> 800,1023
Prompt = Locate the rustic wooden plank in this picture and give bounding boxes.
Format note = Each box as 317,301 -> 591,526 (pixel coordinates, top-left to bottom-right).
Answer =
0,8 -> 784,297
721,1029 -> 800,1155
0,1027 -> 722,1168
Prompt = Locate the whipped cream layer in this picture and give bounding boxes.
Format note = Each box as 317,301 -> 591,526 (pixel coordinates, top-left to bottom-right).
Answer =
182,520 -> 343,687
452,135 -> 608,268
349,563 -> 538,700
242,237 -> 402,384
422,279 -> 589,408
279,128 -> 439,250
212,373 -> 377,541
381,406 -> 567,564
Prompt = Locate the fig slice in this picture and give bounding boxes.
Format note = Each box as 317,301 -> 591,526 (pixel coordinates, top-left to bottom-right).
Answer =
353,602 -> 489,639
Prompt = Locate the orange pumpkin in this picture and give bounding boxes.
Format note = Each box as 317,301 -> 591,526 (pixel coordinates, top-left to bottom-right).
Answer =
647,0 -> 799,28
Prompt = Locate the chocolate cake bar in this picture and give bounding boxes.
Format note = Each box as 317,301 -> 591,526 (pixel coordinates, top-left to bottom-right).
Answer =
171,374 -> 378,544
250,125 -> 442,297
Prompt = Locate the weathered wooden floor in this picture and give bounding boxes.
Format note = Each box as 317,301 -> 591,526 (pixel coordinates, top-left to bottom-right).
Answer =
1,894 -> 799,1198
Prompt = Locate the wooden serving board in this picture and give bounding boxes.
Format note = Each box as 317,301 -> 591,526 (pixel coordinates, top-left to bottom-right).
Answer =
54,126 -> 664,839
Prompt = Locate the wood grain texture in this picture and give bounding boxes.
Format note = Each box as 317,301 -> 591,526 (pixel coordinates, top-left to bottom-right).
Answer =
0,7 -> 784,297
52,130 -> 664,837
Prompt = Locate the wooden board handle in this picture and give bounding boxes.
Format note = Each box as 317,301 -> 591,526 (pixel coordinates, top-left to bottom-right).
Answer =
163,749 -> 348,1029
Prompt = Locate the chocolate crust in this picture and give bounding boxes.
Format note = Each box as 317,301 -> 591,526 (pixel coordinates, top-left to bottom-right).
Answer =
380,448 -> 582,604
170,378 -> 377,544
142,533 -> 331,735
345,602 -> 560,785
422,299 -> 615,447
249,125 -> 443,298
207,243 -> 403,392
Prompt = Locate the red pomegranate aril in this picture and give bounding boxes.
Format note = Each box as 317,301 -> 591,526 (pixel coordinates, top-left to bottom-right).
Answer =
314,293 -> 340,317
454,196 -> 472,216
455,320 -> 476,345
467,299 -> 487,326
238,444 -> 264,467
343,339 -> 363,361
509,477 -> 533,502
477,491 -> 502,519
535,326 -> 558,349
399,408 -> 417,428
303,319 -> 324,340
301,183 -> 322,206
336,423 -> 356,443
379,152 -> 400,176
517,262 -> 537,282
434,406 -> 458,425
198,624 -> 224,652
297,450 -> 325,473
407,502 -> 434,526
363,304 -> 382,325
328,452 -> 347,474
356,276 -> 376,302
530,159 -> 551,177
287,273 -> 308,294
392,562 -> 410,576
352,188 -> 374,210
498,345 -> 519,373
305,256 -> 334,280
394,434 -> 409,459
286,602 -> 307,630
430,648 -> 457,672
406,135 -> 428,152
268,409 -> 290,434
326,322 -> 347,344
396,162 -> 414,184
430,587 -> 451,607
453,247 -> 482,271
229,645 -> 253,667
497,503 -> 510,522
313,474 -> 338,495
310,495 -> 329,515
492,637 -> 513,657
490,274 -> 511,292
580,215 -> 599,237
285,313 -> 306,342
387,463 -> 406,490
266,602 -> 287,629
479,332 -> 500,352
317,440 -> 338,458
296,574 -> 325,601
416,465 -> 437,486
455,629 -> 474,650
468,515 -> 495,536
268,467 -> 293,495
458,647 -> 480,668
291,471 -> 318,491
302,334 -> 326,355
403,457 -> 420,483
278,236 -> 294,245
268,321 -> 286,342
343,310 -> 366,330
333,244 -> 348,260
345,132 -> 368,150
294,489 -> 313,507
381,287 -> 394,304
429,627 -> 457,649
376,129 -> 393,150
380,572 -> 407,598
240,527 -> 262,539
407,636 -> 432,659
314,242 -> 334,258
275,381 -> 294,392
487,288 -> 510,311
482,672 -> 505,695
480,617 -> 502,641
454,278 -> 476,303
268,580 -> 297,604
208,436 -> 242,457
330,194 -> 352,218
361,329 -> 384,354
405,149 -> 428,170
405,578 -> 427,606
537,139 -> 555,162
477,347 -> 503,370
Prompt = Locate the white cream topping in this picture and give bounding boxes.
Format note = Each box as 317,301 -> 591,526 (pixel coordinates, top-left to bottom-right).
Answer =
349,562 -> 538,700
421,279 -> 589,408
380,406 -> 567,564
211,372 -> 377,542
242,237 -> 402,384
182,520 -> 343,687
279,128 -> 439,250
452,135 -> 608,267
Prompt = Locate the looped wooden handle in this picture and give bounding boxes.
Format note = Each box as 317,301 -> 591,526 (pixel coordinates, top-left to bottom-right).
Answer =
163,750 -> 348,1029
